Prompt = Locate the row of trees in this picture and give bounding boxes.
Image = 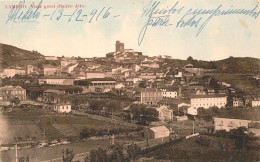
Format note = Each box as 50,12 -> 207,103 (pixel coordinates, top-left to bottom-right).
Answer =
88,99 -> 121,115
215,127 -> 255,151
88,143 -> 141,162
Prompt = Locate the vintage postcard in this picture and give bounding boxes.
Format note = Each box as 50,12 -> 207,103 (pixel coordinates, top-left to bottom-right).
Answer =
0,0 -> 260,161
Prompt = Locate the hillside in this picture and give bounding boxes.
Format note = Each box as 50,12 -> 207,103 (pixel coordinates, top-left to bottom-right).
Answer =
0,43 -> 259,74
214,57 -> 260,73
0,43 -> 44,69
165,56 -> 260,74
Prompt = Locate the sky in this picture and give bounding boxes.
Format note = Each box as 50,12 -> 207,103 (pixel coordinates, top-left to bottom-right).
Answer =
0,0 -> 259,61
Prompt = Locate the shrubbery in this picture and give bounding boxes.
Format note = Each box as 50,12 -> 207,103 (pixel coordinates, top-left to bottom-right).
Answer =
80,127 -> 141,139
195,136 -> 210,147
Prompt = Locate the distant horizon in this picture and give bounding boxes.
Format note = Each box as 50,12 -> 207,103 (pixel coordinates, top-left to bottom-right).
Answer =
1,42 -> 260,62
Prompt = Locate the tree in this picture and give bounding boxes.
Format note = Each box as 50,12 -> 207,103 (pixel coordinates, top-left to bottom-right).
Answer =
143,108 -> 159,121
209,78 -> 220,89
138,81 -> 146,88
88,99 -> 106,113
19,156 -> 29,162
129,104 -> 158,122
229,127 -> 250,151
90,147 -> 108,162
129,104 -> 145,119
126,143 -> 141,161
106,100 -> 121,115
11,97 -> 20,107
62,149 -> 74,162
109,144 -> 124,162
187,56 -> 194,62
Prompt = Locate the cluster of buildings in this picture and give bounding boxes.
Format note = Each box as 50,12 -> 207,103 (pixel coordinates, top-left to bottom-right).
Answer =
1,41 -> 260,124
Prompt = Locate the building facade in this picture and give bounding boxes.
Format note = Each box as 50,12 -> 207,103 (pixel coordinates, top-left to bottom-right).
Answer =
190,95 -> 227,109
53,104 -> 72,113
252,98 -> 260,107
0,86 -> 26,101
74,78 -> 116,93
85,71 -> 112,79
44,66 -> 58,76
115,41 -> 124,52
161,90 -> 178,99
38,78 -> 75,85
27,65 -> 33,74
145,126 -> 170,139
214,117 -> 252,132
156,106 -> 173,122
232,97 -> 244,107
135,88 -> 162,106
1,68 -> 26,78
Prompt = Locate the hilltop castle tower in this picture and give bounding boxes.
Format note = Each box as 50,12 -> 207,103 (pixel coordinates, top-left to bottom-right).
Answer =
115,41 -> 124,53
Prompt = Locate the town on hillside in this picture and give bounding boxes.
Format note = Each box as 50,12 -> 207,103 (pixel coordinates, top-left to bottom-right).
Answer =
0,41 -> 260,161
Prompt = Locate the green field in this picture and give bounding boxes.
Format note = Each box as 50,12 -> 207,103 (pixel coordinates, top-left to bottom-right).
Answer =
2,107 -> 139,143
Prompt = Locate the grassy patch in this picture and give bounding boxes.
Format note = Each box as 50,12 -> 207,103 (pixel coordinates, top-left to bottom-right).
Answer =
3,108 -> 139,142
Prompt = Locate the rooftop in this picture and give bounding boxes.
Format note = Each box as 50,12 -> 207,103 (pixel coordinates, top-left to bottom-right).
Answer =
149,126 -> 170,133
43,89 -> 64,94
190,94 -> 227,98
134,88 -> 161,92
0,85 -> 25,90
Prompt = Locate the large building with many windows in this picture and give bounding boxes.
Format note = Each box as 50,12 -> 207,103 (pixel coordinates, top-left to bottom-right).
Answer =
190,95 -> 227,109
134,88 -> 162,106
74,78 -> 116,93
0,86 -> 26,101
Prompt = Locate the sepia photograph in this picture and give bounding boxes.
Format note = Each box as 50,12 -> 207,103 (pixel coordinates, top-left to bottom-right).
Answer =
0,0 -> 260,161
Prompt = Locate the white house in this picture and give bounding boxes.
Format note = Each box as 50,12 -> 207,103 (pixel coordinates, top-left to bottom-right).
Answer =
145,126 -> 170,139
252,99 -> 260,107
53,104 -> 72,113
156,106 -> 173,122
187,107 -> 198,116
38,78 -> 75,85
190,95 -> 227,109
1,68 -> 26,78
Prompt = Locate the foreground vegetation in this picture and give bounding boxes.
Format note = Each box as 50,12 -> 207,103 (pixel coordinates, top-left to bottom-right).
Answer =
147,132 -> 260,161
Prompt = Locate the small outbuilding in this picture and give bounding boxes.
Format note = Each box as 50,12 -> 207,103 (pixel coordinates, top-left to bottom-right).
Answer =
145,126 -> 170,139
